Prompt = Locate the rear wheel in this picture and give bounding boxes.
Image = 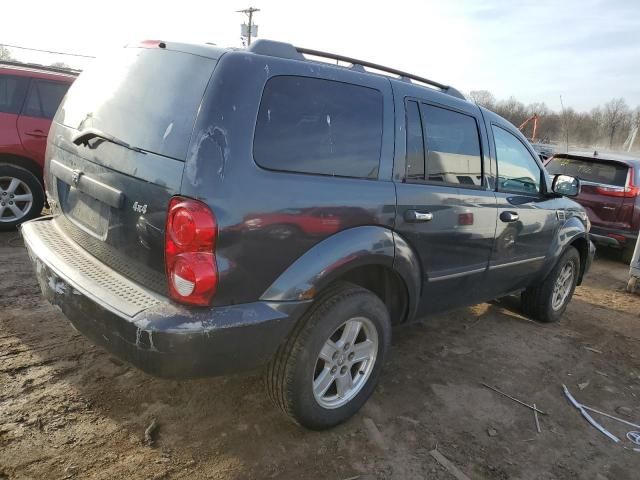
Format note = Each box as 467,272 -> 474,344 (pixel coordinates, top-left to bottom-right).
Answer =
0,164 -> 44,230
521,247 -> 580,323
266,282 -> 391,429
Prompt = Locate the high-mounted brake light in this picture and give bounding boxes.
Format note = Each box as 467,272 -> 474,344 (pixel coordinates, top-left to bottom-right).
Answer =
165,197 -> 217,306
138,40 -> 166,49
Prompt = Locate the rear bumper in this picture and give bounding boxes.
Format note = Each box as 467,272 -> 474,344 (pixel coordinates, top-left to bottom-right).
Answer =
21,218 -> 308,379
589,226 -> 637,249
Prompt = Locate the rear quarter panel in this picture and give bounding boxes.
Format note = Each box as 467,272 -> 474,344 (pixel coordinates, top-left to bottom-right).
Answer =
181,52 -> 397,306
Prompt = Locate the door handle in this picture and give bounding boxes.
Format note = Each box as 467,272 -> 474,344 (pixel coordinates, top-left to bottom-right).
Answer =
500,211 -> 519,223
25,130 -> 47,138
405,210 -> 433,223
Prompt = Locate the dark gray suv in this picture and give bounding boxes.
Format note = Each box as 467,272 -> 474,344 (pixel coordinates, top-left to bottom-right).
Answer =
21,39 -> 594,429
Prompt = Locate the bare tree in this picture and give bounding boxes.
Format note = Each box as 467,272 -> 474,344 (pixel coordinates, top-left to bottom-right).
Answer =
462,90 -> 638,151
0,46 -> 14,61
468,90 -> 495,109
49,61 -> 70,69
602,98 -> 630,148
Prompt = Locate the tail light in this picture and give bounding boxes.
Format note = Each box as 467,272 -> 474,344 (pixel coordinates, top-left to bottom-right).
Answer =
626,168 -> 640,197
595,168 -> 640,198
165,197 -> 217,306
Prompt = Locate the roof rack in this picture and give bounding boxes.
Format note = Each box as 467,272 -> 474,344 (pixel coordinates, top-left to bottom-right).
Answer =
0,59 -> 81,76
247,40 -> 465,100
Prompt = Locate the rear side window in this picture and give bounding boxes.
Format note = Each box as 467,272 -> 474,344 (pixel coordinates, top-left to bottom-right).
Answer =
403,102 -> 482,186
23,80 -> 70,119
422,105 -> 482,186
546,157 -> 628,186
405,100 -> 425,180
254,76 -> 383,179
0,74 -> 29,114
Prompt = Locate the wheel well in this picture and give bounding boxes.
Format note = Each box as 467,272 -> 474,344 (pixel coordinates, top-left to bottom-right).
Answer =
0,154 -> 43,184
570,236 -> 589,285
327,264 -> 409,325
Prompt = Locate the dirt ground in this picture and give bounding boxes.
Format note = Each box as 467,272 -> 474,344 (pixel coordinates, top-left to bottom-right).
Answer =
1,230 -> 640,480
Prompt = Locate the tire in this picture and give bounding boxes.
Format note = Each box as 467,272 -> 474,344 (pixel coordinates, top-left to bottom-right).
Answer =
0,164 -> 45,231
266,282 -> 391,430
521,246 -> 580,323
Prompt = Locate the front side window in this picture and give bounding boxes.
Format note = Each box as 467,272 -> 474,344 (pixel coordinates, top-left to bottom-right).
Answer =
422,105 -> 482,186
254,76 -> 383,179
0,74 -> 29,114
493,126 -> 541,194
23,80 -> 70,119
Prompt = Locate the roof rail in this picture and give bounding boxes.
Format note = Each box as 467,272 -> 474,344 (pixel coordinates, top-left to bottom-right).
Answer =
296,47 -> 466,100
247,40 -> 465,101
0,59 -> 81,76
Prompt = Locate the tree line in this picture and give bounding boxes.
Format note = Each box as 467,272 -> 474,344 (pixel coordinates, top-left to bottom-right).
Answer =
4,45 -> 639,151
469,90 -> 640,151
1,46 -> 70,70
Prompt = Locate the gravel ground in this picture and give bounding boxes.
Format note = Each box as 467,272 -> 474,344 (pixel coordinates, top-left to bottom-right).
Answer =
1,230 -> 639,479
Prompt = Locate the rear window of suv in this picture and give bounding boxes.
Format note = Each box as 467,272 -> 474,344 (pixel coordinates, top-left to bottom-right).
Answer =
254,76 -> 383,179
546,157 -> 628,186
57,47 -> 218,160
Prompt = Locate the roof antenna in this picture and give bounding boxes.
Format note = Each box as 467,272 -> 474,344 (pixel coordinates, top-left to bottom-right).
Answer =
594,150 -> 598,157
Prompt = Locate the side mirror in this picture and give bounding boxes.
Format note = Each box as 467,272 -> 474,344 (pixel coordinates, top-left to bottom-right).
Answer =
552,174 -> 580,197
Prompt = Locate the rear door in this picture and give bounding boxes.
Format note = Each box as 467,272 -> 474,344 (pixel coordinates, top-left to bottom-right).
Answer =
393,91 -> 497,315
46,45 -> 220,294
546,155 -> 630,228
17,79 -> 70,160
0,73 -> 29,156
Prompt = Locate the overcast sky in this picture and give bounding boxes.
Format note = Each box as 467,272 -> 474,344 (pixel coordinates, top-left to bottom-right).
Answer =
3,0 -> 639,111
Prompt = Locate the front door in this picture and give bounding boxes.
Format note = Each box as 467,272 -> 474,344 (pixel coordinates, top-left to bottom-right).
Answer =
486,124 -> 558,295
394,96 -> 496,315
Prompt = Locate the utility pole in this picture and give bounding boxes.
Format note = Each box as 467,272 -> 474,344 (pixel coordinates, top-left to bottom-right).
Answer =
560,95 -> 569,153
238,7 -> 260,46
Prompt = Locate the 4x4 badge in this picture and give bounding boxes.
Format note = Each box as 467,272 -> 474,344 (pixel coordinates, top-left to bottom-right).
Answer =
132,201 -> 148,214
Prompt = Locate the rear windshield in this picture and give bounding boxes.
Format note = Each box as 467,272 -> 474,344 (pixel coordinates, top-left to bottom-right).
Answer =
56,47 -> 218,160
546,157 -> 628,186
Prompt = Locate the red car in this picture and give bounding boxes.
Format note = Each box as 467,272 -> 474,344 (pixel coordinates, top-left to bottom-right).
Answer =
0,61 -> 76,229
546,151 -> 640,262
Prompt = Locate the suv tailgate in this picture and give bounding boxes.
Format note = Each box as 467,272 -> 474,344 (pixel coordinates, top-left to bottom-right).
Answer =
44,44 -> 220,295
546,155 -> 630,228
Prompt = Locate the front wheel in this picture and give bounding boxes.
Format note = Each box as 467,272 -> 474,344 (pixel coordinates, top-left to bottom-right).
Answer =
266,282 -> 391,429
521,247 -> 580,323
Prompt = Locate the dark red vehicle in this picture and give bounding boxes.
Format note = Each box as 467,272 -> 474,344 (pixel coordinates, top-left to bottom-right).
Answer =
0,61 -> 76,229
546,151 -> 640,262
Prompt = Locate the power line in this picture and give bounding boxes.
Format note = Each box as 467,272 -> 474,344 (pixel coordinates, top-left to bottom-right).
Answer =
0,43 -> 95,58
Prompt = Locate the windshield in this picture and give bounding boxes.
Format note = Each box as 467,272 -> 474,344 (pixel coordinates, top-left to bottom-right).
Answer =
546,157 -> 628,186
56,47 -> 218,160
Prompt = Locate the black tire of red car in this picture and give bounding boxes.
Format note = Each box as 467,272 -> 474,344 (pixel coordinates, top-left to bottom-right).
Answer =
0,164 -> 45,231
266,282 -> 391,430
521,246 -> 580,323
